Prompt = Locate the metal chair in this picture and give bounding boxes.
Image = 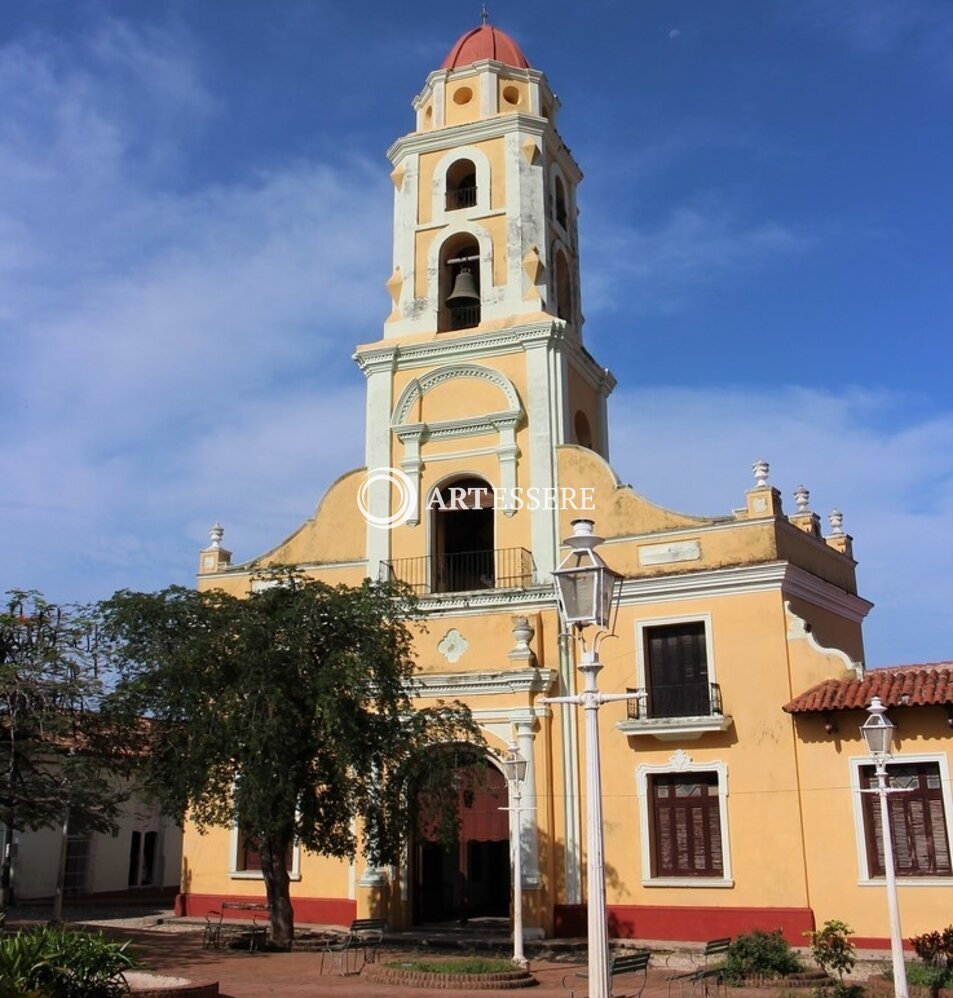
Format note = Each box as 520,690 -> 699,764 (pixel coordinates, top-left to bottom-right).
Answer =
319,931 -> 357,975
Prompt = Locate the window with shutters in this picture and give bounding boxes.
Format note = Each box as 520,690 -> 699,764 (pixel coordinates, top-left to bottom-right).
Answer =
230,822 -> 299,879
860,762 -> 952,878
650,772 -> 724,877
642,620 -> 720,719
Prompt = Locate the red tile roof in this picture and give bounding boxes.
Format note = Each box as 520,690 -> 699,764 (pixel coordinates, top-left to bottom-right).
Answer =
441,25 -> 531,71
784,663 -> 953,713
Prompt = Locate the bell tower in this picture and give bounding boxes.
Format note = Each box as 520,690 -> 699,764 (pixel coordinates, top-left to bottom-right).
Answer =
355,20 -> 615,581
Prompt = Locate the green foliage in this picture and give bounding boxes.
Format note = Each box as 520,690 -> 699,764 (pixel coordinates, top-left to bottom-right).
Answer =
805,920 -> 857,983
0,925 -> 135,997
903,961 -> 953,992
913,927 -> 953,970
98,571 -> 484,948
811,984 -> 865,998
0,591 -> 129,910
722,929 -> 803,983
386,957 -> 516,974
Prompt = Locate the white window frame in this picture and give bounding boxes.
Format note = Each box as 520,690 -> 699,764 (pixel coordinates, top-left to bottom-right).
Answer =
849,751 -> 953,887
229,823 -> 301,882
635,755 -> 733,887
635,613 -> 716,690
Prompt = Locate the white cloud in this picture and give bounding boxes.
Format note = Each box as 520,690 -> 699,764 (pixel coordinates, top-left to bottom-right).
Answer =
582,203 -> 811,316
0,19 -> 386,603
609,386 -> 953,667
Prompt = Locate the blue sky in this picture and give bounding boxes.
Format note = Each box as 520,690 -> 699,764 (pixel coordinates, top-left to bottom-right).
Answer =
1,1 -> 951,668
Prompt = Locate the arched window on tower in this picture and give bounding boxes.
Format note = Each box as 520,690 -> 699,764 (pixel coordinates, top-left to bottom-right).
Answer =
439,237 -> 481,332
446,159 -> 477,211
555,250 -> 572,322
431,476 -> 494,593
554,175 -> 568,230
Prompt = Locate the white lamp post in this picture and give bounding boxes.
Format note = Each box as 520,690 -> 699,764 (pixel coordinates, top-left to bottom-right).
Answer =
860,697 -> 908,998
501,741 -> 528,966
541,519 -> 637,998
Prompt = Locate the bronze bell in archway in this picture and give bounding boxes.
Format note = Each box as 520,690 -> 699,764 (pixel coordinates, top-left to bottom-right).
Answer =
447,266 -> 480,304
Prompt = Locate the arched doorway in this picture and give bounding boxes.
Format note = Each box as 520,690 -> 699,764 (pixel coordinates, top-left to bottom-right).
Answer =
413,755 -> 510,925
431,475 -> 495,593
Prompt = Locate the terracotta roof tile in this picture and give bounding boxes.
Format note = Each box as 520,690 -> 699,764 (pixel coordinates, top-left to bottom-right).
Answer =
784,663 -> 953,713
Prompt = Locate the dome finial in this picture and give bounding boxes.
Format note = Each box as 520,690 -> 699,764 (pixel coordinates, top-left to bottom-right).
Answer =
480,3 -> 489,26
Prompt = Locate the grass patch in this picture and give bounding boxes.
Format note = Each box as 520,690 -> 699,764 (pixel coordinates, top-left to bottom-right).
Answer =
386,956 -> 519,975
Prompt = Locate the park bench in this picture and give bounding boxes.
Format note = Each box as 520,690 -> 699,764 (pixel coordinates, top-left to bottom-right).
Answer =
563,948 -> 651,998
666,937 -> 731,998
349,917 -> 387,964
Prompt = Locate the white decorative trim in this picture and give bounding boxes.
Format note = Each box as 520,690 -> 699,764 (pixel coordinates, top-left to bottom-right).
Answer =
849,752 -> 953,884
228,824 -> 301,882
614,562 -> 873,624
415,585 -> 554,617
785,602 -> 863,677
408,668 -> 557,699
436,628 -> 468,664
618,715 -> 734,740
635,754 -> 733,887
392,364 -> 522,425
388,113 -> 548,163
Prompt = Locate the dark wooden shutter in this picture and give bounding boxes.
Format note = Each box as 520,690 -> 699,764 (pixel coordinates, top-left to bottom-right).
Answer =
651,772 -> 723,877
861,763 -> 951,877
645,622 -> 709,717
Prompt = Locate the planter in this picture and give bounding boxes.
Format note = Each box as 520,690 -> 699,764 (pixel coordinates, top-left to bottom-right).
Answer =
125,972 -> 219,998
364,963 -> 537,990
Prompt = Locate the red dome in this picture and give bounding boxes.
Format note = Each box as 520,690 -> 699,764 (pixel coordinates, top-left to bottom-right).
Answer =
441,24 -> 531,70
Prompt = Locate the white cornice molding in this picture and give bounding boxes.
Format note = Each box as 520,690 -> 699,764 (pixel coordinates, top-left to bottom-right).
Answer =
353,322 -> 614,389
617,561 -> 872,622
388,113 -> 548,163
409,668 -> 557,699
417,586 -> 555,617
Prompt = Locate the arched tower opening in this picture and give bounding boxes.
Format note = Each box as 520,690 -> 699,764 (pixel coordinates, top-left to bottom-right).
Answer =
554,175 -> 568,229
439,236 -> 481,332
431,475 -> 494,592
555,249 -> 572,322
445,158 -> 477,211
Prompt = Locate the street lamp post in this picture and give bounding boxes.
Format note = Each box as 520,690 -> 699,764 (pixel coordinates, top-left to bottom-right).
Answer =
860,697 -> 908,998
540,519 -> 638,998
501,742 -> 529,966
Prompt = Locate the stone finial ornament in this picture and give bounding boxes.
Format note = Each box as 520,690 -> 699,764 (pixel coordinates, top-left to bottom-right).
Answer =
752,459 -> 770,488
794,485 -> 810,513
829,509 -> 844,536
209,522 -> 224,549
509,615 -> 537,664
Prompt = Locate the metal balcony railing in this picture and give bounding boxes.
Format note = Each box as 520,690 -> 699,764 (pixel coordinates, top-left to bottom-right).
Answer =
626,682 -> 723,721
446,186 -> 477,210
381,547 -> 534,595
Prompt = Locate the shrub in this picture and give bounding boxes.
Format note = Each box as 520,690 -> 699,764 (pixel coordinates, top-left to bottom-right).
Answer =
722,929 -> 803,983
805,920 -> 857,983
912,927 -> 953,970
0,926 -> 136,998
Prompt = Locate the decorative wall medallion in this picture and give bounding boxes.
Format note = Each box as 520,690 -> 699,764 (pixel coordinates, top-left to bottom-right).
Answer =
437,628 -> 468,664
668,749 -> 693,771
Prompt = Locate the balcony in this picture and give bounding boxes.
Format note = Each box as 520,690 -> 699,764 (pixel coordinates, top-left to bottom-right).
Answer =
617,682 -> 733,741
380,547 -> 534,596
446,186 -> 477,210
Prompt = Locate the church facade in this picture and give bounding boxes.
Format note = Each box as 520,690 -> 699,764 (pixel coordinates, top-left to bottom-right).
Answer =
180,22 -> 952,946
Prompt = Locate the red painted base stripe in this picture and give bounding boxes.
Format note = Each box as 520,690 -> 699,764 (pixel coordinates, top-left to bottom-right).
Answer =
176,893 -> 356,927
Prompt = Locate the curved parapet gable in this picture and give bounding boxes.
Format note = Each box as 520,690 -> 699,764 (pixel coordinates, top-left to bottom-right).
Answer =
556,444 -> 717,541
198,470 -> 369,594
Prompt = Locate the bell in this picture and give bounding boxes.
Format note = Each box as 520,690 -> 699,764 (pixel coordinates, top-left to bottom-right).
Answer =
447,266 -> 480,304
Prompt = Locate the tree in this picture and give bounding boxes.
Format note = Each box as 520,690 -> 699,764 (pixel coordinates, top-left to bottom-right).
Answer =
98,572 -> 483,949
0,591 -> 127,917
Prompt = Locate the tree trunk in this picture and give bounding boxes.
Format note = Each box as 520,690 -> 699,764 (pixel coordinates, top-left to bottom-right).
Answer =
0,813 -> 13,915
259,834 -> 294,950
